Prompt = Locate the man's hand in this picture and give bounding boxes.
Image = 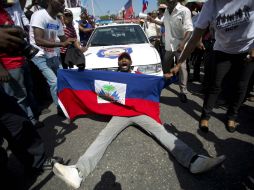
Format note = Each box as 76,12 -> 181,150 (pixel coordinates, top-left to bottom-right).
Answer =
197,41 -> 205,50
163,64 -> 181,80
79,47 -> 88,53
163,73 -> 174,79
0,66 -> 10,82
245,48 -> 254,62
61,38 -> 76,47
0,27 -> 25,52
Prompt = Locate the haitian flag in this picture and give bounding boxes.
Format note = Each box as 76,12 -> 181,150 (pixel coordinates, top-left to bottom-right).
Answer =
57,69 -> 166,123
142,0 -> 148,13
124,0 -> 134,19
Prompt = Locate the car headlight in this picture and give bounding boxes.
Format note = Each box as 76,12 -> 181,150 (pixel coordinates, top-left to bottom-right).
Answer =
136,64 -> 162,74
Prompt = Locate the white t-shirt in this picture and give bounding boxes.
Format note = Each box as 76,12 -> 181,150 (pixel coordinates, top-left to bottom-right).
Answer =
163,3 -> 193,51
195,0 -> 254,54
29,9 -> 64,58
144,19 -> 160,38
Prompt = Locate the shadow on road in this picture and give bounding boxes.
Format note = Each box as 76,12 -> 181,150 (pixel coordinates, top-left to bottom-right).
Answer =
198,130 -> 254,189
39,114 -> 78,157
94,171 -> 122,190
164,123 -> 229,190
160,86 -> 202,122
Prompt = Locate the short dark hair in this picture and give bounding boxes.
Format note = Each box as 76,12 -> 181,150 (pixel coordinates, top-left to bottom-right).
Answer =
118,52 -> 132,61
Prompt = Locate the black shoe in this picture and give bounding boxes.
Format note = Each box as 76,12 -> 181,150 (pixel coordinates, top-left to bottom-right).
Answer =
179,93 -> 188,103
42,156 -> 64,171
199,119 -> 209,133
226,120 -> 238,133
34,121 -> 44,128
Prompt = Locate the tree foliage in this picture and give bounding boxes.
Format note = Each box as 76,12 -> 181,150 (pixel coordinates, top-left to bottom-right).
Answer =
157,0 -> 168,5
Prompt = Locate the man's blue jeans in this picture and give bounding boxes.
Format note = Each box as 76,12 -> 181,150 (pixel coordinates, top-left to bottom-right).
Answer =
2,64 -> 37,124
32,56 -> 61,105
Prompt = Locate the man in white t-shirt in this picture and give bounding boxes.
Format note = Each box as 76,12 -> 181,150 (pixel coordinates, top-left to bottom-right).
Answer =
29,0 -> 75,113
167,0 -> 254,133
148,0 -> 193,103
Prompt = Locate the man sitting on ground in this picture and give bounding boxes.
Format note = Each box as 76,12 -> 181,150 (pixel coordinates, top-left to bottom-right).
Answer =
53,52 -> 225,189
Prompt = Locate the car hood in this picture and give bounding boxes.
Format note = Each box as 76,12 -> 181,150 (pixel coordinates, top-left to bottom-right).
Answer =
84,44 -> 161,69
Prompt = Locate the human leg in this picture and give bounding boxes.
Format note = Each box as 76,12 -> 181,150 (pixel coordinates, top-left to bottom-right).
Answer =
32,56 -> 58,105
53,116 -> 132,188
1,67 -> 38,125
226,54 -> 254,132
201,51 -> 232,120
162,50 -> 175,74
132,115 -> 226,173
0,113 -> 46,171
132,115 -> 196,168
76,116 -> 131,177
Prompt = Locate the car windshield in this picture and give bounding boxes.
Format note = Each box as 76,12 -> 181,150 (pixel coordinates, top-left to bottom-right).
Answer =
88,25 -> 149,46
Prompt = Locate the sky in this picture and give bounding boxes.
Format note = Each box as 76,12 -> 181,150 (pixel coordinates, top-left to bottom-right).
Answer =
82,0 -> 158,16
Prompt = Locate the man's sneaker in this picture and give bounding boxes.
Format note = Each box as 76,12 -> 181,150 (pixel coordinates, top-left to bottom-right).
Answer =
53,163 -> 82,189
42,156 -> 64,170
190,155 -> 226,174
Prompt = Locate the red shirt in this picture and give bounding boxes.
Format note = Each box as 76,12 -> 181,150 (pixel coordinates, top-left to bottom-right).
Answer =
0,6 -> 25,70
60,24 -> 77,54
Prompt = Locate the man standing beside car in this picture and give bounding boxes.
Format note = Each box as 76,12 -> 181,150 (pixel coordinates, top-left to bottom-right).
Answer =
29,0 -> 75,114
148,0 -> 193,103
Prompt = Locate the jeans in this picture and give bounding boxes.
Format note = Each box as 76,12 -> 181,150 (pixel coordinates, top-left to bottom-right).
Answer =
201,51 -> 254,120
162,51 -> 188,94
1,64 -> 37,124
32,56 -> 61,105
76,115 -> 196,179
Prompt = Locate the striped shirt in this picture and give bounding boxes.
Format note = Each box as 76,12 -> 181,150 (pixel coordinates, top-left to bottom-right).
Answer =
60,24 -> 77,54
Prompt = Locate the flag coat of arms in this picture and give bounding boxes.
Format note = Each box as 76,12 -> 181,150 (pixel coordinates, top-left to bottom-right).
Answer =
57,69 -> 166,123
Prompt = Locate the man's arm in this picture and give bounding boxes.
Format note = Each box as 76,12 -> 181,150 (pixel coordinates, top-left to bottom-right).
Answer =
78,24 -> 93,33
0,27 -> 25,51
164,28 -> 206,79
177,31 -> 192,52
0,27 -> 27,82
33,27 -> 75,48
0,63 -> 10,82
147,16 -> 164,27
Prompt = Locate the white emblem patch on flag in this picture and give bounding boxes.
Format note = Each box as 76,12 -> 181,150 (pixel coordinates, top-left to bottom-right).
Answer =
95,80 -> 127,104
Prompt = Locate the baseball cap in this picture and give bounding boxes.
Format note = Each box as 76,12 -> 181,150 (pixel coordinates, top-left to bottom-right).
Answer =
64,9 -> 73,16
118,52 -> 132,61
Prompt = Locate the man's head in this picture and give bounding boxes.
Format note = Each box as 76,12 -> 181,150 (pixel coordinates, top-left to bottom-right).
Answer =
48,0 -> 65,14
118,52 -> 132,72
158,4 -> 167,15
165,0 -> 178,12
63,9 -> 73,25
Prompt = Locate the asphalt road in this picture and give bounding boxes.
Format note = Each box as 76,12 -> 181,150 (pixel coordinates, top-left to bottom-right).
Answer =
5,81 -> 254,190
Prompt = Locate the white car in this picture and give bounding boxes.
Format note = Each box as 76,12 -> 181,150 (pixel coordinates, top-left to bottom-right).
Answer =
83,23 -> 162,76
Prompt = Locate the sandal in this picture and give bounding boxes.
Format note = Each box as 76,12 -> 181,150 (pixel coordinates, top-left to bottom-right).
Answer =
226,120 -> 238,133
199,119 -> 209,132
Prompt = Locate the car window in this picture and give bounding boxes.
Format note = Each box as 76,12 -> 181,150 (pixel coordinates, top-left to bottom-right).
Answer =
89,25 -> 149,46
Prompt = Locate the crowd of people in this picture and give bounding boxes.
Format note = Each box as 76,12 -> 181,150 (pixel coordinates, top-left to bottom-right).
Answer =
0,0 -> 253,189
